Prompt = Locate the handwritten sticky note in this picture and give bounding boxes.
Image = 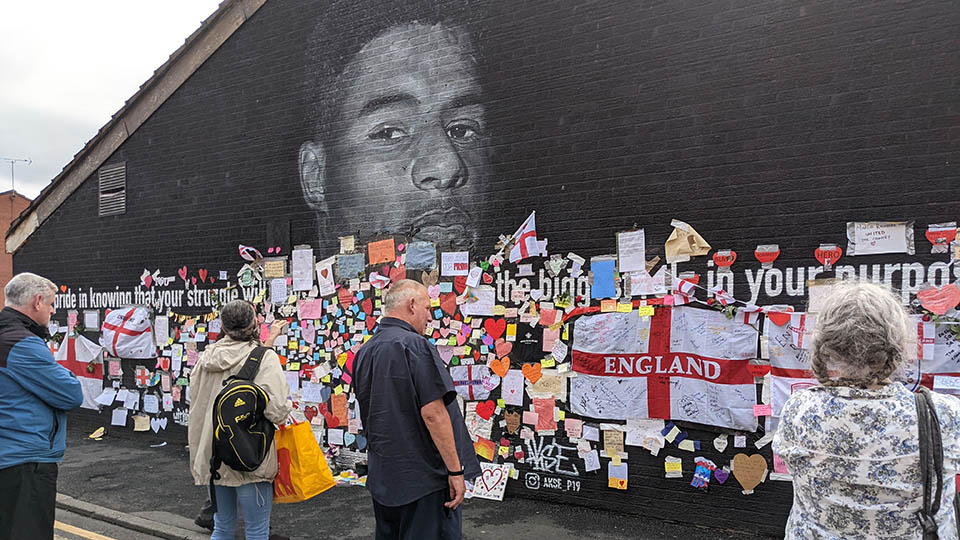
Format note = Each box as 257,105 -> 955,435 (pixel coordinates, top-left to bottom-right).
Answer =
600,299 -> 616,312
367,238 -> 396,264
753,404 -> 772,417
637,305 -> 655,317
339,236 -> 355,253
664,456 -> 683,478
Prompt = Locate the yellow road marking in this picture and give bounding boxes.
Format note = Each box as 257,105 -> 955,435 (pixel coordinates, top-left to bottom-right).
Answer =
54,521 -> 116,540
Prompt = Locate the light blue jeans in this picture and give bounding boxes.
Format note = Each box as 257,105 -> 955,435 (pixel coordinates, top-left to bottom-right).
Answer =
211,482 -> 273,540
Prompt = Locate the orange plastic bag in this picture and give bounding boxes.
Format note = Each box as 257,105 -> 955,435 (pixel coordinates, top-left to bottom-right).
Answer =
273,421 -> 336,503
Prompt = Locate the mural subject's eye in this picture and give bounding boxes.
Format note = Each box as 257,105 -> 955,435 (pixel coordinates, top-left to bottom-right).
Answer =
445,119 -> 483,143
367,125 -> 408,142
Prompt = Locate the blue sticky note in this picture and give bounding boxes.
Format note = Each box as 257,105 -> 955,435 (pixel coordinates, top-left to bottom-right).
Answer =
590,258 -> 617,299
357,312 -> 366,321
338,324 -> 346,333
439,282 -> 453,293
350,305 -> 360,314
291,322 -> 299,330
434,309 -> 443,319
313,352 -> 320,361
356,291 -> 365,301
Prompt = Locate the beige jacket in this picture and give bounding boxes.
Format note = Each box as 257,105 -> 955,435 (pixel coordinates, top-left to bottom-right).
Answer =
188,337 -> 292,487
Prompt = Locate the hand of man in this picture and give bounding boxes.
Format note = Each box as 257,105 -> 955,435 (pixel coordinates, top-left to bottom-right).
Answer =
268,320 -> 288,338
445,474 -> 465,509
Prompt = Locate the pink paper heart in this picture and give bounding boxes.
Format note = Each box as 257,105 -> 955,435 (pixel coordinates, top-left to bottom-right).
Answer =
428,285 -> 441,299
437,345 -> 455,364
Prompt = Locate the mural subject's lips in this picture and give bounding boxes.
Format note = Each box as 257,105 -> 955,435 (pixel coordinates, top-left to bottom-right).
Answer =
412,206 -> 475,249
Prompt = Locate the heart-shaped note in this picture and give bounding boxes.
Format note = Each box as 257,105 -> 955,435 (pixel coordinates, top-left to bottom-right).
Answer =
150,417 -> 167,433
476,400 -> 496,420
484,318 -> 506,340
323,411 -> 339,429
427,285 -> 441,299
765,310 -> 792,327
344,433 -> 357,446
482,334 -> 494,346
437,345 -> 455,364
304,405 -> 319,422
389,264 -> 406,284
440,293 -> 458,316
488,356 -> 510,378
439,328 -> 450,338
714,434 -> 728,453
814,246 -> 843,266
482,272 -> 493,284
754,247 -> 780,264
712,250 -> 737,268
60,284 -> 68,293
453,276 -> 468,294
366,316 -> 377,332
191,277 -> 197,285
356,435 -> 368,450
456,328 -> 468,346
505,411 -> 521,434
514,449 -> 525,460
918,283 -> 960,315
926,227 -> 957,247
198,269 -> 208,283
732,453 -> 768,493
746,363 -> 770,377
337,287 -> 353,307
530,289 -> 544,301
545,256 -> 568,276
494,339 -> 512,359
522,363 -> 542,384
178,266 -> 188,282
422,268 -> 439,287
714,469 -> 730,484
361,298 -> 373,315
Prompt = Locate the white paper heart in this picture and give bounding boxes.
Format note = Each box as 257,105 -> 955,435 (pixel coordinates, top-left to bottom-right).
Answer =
714,434 -> 728,453
344,432 -> 357,446
530,289 -> 544,301
150,417 -> 168,433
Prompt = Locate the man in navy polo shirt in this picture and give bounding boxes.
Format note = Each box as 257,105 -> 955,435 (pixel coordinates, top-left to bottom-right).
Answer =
353,279 -> 481,540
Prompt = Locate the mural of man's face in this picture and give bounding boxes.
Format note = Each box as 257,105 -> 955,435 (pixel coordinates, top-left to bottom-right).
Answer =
300,22 -> 489,254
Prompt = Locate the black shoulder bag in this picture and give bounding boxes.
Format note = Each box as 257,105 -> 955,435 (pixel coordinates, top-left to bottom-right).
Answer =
915,386 -> 960,540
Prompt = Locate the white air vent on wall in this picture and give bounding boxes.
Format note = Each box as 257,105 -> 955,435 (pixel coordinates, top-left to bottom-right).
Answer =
98,162 -> 126,217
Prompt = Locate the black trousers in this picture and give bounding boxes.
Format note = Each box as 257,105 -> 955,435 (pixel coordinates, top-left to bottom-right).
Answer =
0,462 -> 58,540
372,489 -> 462,540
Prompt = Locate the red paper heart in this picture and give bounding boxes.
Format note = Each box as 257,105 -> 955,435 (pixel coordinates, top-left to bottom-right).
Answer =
440,293 -> 458,316
191,277 -> 197,285
317,403 -> 329,415
514,450 -> 525,460
766,310 -> 792,327
320,268 -> 329,279
814,246 -> 843,266
209,277 -> 215,284
476,400 -> 496,420
323,412 -> 339,428
484,318 -> 506,340
337,287 -> 353,307
366,316 -> 377,332
143,275 -> 153,289
495,339 -> 513,359
754,249 -> 780,264
389,264 -> 405,284
198,269 -> 208,283
926,228 -> 957,247
304,405 -> 319,422
453,276 -> 467,294
482,272 -> 493,284
177,266 -> 188,281
60,284 -> 67,293
361,298 -> 373,315
917,284 -> 960,315
712,251 -> 737,267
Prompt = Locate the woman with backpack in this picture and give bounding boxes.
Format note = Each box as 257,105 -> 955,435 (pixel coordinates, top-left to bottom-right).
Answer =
188,300 -> 292,540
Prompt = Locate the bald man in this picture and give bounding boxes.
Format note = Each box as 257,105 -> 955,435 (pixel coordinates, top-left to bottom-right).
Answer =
352,279 -> 480,540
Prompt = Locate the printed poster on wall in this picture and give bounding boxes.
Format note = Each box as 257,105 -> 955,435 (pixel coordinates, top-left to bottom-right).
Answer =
846,221 -> 915,255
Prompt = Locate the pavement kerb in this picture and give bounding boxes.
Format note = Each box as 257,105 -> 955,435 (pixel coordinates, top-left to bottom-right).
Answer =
56,493 -> 208,540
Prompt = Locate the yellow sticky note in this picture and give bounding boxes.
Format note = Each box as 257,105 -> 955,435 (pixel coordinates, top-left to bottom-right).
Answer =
678,439 -> 695,452
664,425 -> 681,443
608,476 -> 628,490
611,454 -> 622,466
287,362 -> 301,371
374,299 -> 382,308
447,336 -> 457,346
498,445 -> 510,457
541,357 -> 556,368
334,385 -> 344,395
600,299 -> 616,312
287,294 -> 297,305
558,410 -> 565,420
497,398 -> 505,408
637,305 -> 655,317
617,302 -> 633,313
321,374 -> 331,383
363,335 -> 372,343
562,324 -> 569,341
493,304 -> 506,316
253,290 -> 266,304
664,461 -> 683,473
337,353 -> 348,368
431,298 -> 440,307
464,345 -> 472,355
506,324 -> 517,339
463,317 -> 472,325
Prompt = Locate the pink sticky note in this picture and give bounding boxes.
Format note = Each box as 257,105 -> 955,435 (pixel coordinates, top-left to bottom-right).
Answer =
753,404 -> 772,417
259,323 -> 271,343
663,295 -> 675,306
773,453 -> 788,474
522,410 -> 539,425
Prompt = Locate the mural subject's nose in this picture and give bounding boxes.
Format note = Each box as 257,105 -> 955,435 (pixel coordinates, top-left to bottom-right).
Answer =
411,126 -> 467,190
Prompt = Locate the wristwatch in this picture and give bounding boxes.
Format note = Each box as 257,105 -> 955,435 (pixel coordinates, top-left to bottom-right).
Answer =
448,469 -> 465,476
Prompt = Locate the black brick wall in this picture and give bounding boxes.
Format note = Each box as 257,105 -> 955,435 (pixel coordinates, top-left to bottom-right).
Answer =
14,1 -> 960,536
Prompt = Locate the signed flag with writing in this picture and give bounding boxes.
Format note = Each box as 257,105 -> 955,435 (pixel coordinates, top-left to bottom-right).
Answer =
570,307 -> 758,431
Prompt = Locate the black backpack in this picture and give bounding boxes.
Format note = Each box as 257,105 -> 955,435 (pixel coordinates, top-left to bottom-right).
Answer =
208,345 -> 275,511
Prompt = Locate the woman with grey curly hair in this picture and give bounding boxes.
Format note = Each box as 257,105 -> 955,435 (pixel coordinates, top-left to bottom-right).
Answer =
188,300 -> 292,539
773,281 -> 960,539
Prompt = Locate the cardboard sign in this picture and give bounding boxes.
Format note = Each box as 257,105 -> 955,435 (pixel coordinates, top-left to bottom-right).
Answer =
471,463 -> 510,501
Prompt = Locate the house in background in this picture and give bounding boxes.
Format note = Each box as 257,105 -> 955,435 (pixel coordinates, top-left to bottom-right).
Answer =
0,190 -> 31,305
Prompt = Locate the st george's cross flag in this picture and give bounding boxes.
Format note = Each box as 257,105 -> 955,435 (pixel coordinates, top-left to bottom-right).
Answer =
100,307 -> 155,358
570,306 -> 759,431
55,334 -> 104,410
508,211 -> 539,263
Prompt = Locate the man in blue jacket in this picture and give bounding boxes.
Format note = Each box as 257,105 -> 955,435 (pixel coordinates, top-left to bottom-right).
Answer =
0,273 -> 82,540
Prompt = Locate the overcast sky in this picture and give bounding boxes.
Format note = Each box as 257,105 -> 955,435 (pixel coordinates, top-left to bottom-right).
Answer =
0,1 -> 223,200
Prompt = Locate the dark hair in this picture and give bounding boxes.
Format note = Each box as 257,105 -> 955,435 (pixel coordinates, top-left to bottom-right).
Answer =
301,0 -> 491,143
221,300 -> 258,342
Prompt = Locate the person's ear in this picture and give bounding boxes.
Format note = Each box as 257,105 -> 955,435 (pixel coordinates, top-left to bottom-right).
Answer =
299,141 -> 327,212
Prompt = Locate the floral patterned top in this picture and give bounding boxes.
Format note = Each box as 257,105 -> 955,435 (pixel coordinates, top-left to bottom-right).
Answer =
773,383 -> 960,540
